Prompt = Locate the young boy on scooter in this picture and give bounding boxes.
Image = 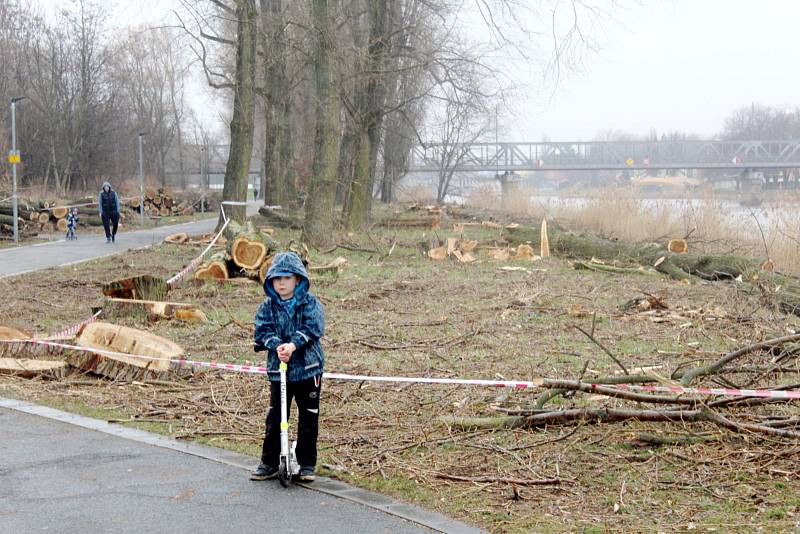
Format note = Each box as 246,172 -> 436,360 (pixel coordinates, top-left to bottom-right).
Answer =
251,251 -> 325,482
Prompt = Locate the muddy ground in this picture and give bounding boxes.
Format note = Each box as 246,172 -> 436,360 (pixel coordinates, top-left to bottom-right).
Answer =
2,209 -> 800,533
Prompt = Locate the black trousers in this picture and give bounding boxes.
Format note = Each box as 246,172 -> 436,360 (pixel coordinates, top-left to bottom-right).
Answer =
260,375 -> 321,468
101,213 -> 120,239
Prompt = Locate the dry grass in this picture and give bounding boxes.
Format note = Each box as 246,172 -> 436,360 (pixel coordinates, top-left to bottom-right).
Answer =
3,212 -> 800,532
394,183 -> 437,203
468,186 -> 800,274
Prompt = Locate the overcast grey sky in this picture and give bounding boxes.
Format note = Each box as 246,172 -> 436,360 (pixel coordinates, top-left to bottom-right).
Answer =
35,0 -> 800,142
518,0 -> 800,140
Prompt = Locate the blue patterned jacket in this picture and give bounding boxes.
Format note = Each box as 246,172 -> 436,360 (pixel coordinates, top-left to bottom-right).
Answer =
254,252 -> 325,382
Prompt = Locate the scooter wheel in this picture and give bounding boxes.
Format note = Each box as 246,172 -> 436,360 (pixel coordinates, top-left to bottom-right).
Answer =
278,463 -> 290,488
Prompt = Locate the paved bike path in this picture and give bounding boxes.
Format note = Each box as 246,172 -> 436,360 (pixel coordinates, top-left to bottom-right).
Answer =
0,215 -> 224,278
1,403 -> 458,533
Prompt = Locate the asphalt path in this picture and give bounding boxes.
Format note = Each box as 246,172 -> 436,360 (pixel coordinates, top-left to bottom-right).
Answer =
0,201 -> 262,278
0,407 -> 433,534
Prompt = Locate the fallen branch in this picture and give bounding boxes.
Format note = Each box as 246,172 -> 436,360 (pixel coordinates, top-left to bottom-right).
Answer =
678,333 -> 800,385
441,408 -> 800,438
434,473 -> 567,486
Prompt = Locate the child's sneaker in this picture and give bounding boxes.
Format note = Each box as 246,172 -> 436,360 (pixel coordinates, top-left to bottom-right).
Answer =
250,463 -> 278,481
298,466 -> 315,482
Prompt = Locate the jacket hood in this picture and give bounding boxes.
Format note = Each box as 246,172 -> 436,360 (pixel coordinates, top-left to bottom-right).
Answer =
263,252 -> 310,302
101,181 -> 112,192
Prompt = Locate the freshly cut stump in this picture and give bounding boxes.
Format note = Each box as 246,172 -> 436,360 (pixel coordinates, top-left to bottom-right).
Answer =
0,325 -> 31,340
104,297 -> 208,323
103,275 -> 168,301
668,239 -> 688,254
196,251 -> 229,280
231,236 -> 268,269
0,326 -> 32,358
164,232 -> 189,244
72,322 -> 183,380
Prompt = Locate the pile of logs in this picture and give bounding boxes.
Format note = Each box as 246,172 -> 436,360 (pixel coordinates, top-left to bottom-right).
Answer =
0,188 -> 220,238
128,188 -> 219,218
0,198 -> 96,237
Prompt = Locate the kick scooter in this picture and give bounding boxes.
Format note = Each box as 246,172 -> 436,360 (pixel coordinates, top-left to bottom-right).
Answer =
277,361 -> 300,487
255,344 -> 299,487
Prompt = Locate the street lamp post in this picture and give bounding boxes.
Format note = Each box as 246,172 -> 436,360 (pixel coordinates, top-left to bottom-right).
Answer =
200,146 -> 205,214
10,97 -> 26,243
138,132 -> 146,225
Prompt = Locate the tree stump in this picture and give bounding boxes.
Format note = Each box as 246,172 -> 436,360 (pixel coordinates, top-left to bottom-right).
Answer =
102,275 -> 169,301
71,322 -> 183,380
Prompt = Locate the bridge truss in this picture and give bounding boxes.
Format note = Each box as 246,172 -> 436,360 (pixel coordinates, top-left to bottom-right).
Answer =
407,140 -> 800,173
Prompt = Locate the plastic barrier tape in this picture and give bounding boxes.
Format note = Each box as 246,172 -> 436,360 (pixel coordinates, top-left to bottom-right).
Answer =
2,339 -> 800,400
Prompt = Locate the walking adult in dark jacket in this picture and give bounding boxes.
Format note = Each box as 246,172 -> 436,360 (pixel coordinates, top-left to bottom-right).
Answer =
98,181 -> 121,243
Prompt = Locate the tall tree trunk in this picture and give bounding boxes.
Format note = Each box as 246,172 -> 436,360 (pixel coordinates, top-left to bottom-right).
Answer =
260,0 -> 294,207
336,116 -> 357,208
342,0 -> 390,230
261,100 -> 278,204
218,0 -> 258,228
302,0 -> 340,246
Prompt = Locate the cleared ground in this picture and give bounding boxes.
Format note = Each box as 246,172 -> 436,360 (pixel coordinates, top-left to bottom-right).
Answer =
2,208 -> 800,533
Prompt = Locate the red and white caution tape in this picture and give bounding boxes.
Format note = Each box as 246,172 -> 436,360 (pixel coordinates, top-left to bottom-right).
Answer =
46,202 -> 231,338
165,203 -> 231,285
3,338 -> 800,400
49,310 -> 102,339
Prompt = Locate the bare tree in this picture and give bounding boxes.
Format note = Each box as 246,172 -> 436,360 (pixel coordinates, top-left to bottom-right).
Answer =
302,0 -> 340,245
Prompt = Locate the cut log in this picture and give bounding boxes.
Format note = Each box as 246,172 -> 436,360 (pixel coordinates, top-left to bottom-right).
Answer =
152,196 -> 162,207
181,206 -> 194,216
540,219 -> 550,257
225,221 -> 278,270
379,215 -> 442,228
0,213 -> 25,228
309,257 -> 347,275
104,298 -> 208,323
668,239 -> 688,254
56,218 -> 68,232
507,222 -> 800,317
195,251 -> 229,280
37,212 -> 50,223
159,207 -> 170,217
51,206 -> 69,219
72,322 -> 183,380
164,232 -> 189,244
102,275 -> 169,301
129,198 -> 141,209
145,188 -> 156,200
0,358 -> 68,379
